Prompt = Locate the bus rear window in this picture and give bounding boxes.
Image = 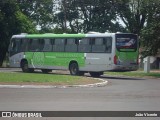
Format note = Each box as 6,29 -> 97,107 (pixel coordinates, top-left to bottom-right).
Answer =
116,34 -> 137,52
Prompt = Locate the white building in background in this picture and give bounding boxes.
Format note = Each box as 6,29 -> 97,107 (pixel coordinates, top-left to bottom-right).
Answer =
139,50 -> 160,70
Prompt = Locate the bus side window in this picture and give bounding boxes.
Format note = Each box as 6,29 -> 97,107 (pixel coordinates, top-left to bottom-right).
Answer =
91,38 -> 95,45
11,40 -> 16,51
43,39 -> 52,51
105,37 -> 112,53
78,38 -> 91,52
92,38 -> 105,53
11,39 -> 20,52
28,39 -> 32,51
19,39 -> 28,52
53,38 -> 65,52
51,39 -> 55,45
75,39 -> 79,45
39,39 -> 45,51
28,39 -> 41,52
65,38 -> 77,52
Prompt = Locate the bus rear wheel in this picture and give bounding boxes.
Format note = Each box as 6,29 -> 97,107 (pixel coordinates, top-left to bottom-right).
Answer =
69,62 -> 80,76
21,60 -> 34,73
90,72 -> 103,78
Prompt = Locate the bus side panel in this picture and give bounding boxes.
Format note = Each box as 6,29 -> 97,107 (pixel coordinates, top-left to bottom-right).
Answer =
24,51 -> 48,69
79,53 -> 113,72
9,52 -> 25,67
44,52 -> 85,68
24,52 -> 34,68
25,52 -> 85,69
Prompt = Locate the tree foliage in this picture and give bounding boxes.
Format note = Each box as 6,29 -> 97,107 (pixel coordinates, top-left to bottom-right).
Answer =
141,0 -> 160,57
0,0 -> 36,65
115,0 -> 160,56
54,0 -> 126,33
18,0 -> 55,32
115,0 -> 148,35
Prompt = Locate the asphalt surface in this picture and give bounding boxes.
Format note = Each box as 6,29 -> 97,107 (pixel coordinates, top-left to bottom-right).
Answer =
0,68 -> 160,120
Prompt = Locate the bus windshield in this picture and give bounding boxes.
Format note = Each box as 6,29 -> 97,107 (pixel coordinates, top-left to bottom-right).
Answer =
116,34 -> 137,52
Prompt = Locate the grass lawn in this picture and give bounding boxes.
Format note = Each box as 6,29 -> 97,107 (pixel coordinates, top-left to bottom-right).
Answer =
105,71 -> 160,78
0,72 -> 99,85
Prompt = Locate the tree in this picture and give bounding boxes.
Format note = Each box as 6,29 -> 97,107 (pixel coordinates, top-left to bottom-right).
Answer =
115,0 -> 160,56
0,0 -> 36,66
18,0 -> 56,32
115,0 -> 148,35
54,0 -> 125,33
78,0 -> 116,32
54,0 -> 81,33
141,1 -> 160,56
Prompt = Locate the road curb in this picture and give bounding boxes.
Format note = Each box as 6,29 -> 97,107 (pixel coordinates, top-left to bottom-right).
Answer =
0,78 -> 108,88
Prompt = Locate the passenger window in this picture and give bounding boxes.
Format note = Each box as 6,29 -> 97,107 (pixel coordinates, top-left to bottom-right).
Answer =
39,39 -> 45,51
43,39 -> 52,51
67,38 -> 75,44
78,38 -> 91,52
53,38 -> 65,52
65,38 -> 77,52
55,39 -> 65,45
92,38 -> 105,53
19,39 -> 28,52
105,37 -> 112,53
28,39 -> 44,51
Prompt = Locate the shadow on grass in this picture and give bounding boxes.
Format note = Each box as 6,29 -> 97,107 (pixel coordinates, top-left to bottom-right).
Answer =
15,70 -> 71,76
100,75 -> 146,80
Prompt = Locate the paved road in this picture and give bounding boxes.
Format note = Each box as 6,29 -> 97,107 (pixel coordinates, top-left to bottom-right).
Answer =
0,68 -> 160,120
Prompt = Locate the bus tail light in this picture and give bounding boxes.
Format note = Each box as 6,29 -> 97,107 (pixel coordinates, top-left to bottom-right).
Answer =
114,55 -> 118,64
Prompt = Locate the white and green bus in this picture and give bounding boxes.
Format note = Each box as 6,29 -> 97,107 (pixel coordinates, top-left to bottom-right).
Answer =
8,32 -> 139,77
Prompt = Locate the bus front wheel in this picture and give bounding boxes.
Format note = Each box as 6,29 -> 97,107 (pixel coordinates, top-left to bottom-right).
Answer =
21,60 -> 34,73
69,63 -> 80,76
90,72 -> 103,78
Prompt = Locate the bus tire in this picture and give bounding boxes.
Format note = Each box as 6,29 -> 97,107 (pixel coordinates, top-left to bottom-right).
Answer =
69,62 -> 79,76
21,60 -> 34,73
41,69 -> 52,73
90,72 -> 103,78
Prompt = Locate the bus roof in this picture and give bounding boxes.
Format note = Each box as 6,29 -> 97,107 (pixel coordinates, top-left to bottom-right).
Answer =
12,33 -> 136,39
11,33 -> 116,39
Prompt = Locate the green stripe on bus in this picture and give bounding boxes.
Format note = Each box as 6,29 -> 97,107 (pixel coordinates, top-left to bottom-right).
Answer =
26,34 -> 86,38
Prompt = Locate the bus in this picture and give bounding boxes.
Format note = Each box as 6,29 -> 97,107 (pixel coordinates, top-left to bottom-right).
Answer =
8,32 -> 139,77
